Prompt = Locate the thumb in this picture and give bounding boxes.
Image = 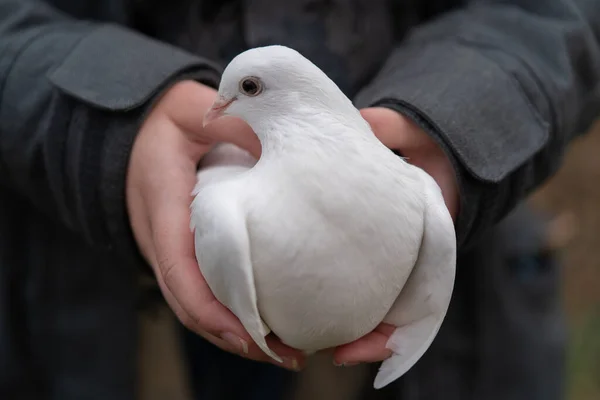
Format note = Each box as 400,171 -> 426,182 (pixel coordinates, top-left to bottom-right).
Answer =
159,81 -> 261,160
203,116 -> 262,160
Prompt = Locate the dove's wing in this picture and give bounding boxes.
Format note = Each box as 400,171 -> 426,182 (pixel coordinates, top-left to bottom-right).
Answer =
190,183 -> 282,363
375,173 -> 457,389
193,143 -> 257,194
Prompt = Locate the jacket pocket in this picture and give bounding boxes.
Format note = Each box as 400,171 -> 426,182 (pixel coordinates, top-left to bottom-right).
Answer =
47,24 -> 222,112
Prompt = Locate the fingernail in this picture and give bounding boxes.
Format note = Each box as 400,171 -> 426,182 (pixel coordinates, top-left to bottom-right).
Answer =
220,332 -> 249,354
281,356 -> 301,371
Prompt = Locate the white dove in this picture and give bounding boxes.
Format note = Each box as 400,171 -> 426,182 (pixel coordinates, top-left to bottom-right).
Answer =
191,45 -> 456,389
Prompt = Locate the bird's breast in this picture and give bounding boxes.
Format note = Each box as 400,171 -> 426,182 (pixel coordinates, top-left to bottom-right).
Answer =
244,173 -> 424,351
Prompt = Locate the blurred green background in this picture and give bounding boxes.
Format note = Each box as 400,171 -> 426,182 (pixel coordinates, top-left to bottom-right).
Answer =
532,121 -> 600,400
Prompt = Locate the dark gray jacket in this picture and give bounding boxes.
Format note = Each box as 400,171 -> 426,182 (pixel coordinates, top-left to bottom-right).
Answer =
0,0 -> 597,399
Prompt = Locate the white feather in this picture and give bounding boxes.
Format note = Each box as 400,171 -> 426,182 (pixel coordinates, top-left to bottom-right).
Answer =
191,45 -> 456,389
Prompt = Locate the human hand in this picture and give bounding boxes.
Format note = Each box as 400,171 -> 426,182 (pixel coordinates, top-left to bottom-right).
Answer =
330,106 -> 459,366
361,107 -> 459,220
126,80 -> 304,370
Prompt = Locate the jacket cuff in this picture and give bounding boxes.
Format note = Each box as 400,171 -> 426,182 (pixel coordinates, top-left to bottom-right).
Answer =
354,42 -> 550,248
48,24 -> 222,266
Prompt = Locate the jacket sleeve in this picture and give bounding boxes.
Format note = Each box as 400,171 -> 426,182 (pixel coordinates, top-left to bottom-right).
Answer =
354,0 -> 600,249
0,0 -> 222,262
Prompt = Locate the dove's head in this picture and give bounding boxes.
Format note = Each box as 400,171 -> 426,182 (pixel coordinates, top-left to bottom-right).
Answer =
203,45 -> 362,134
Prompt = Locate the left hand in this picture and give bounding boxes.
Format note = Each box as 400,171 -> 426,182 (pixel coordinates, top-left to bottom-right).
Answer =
330,107 -> 460,366
127,81 -> 304,370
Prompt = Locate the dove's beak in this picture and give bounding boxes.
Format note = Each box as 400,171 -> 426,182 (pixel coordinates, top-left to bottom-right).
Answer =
203,96 -> 236,127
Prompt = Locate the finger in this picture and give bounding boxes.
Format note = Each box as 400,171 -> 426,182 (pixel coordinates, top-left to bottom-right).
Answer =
202,116 -> 262,159
333,323 -> 396,365
143,114 -> 303,368
160,277 -> 257,361
360,107 -> 430,150
154,269 -> 237,353
142,125 -> 249,335
263,334 -> 306,361
159,81 -> 217,138
360,108 -> 459,219
161,278 -> 304,372
156,231 -> 306,368
146,146 -> 304,368
151,182 -> 245,337
159,81 -> 261,159
155,253 -> 304,369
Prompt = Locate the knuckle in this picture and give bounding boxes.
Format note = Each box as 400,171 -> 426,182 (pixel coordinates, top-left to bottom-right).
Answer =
178,313 -> 196,331
157,256 -> 177,288
178,311 -> 205,333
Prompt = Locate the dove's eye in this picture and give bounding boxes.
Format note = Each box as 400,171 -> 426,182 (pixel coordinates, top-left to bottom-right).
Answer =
239,77 -> 263,96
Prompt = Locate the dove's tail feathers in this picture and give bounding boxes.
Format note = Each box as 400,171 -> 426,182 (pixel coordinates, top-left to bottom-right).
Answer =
376,173 -> 457,389
191,185 -> 281,363
374,314 -> 442,389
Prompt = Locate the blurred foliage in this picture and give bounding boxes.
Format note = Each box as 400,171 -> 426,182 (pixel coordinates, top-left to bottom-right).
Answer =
567,309 -> 600,400
532,120 -> 600,400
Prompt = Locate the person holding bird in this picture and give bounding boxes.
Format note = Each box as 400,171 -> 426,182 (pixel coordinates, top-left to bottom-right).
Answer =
0,1 -> 597,399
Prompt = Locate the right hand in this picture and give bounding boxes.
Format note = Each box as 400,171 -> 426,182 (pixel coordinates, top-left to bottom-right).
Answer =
126,80 -> 304,370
